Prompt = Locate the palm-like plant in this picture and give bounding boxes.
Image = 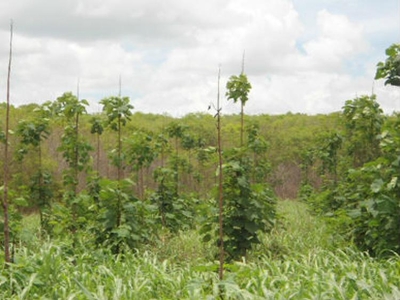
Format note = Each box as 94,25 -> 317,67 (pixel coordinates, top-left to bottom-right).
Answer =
226,73 -> 252,146
99,96 -> 133,232
100,96 -> 133,181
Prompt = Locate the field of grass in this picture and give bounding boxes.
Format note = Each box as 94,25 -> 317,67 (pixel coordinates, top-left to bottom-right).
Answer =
2,200 -> 400,299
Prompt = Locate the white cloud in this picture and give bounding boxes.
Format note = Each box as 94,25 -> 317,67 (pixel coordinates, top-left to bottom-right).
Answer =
302,10 -> 368,72
0,0 -> 398,116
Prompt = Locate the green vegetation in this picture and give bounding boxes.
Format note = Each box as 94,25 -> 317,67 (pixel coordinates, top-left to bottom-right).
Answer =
375,43 -> 400,86
2,201 -> 400,299
300,43 -> 400,258
1,43 -> 400,298
226,73 -> 252,146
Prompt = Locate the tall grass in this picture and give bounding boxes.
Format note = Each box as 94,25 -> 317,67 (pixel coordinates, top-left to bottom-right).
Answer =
1,201 -> 400,299
258,200 -> 350,259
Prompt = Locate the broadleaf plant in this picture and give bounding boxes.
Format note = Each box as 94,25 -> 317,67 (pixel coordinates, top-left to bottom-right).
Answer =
375,43 -> 400,87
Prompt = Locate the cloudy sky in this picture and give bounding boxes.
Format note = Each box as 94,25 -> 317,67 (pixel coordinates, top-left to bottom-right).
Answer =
0,0 -> 399,116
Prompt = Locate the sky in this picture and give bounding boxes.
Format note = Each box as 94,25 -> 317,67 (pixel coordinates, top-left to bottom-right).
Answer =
0,0 -> 399,116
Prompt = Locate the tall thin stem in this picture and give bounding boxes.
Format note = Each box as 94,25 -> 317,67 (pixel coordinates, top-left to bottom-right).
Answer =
118,75 -> 122,97
38,141 -> 44,229
240,103 -> 244,147
77,78 -> 80,100
72,112 -> 80,231
96,133 -> 100,174
240,50 -> 245,147
3,19 -> 13,264
217,66 -> 224,280
118,116 -> 122,182
116,116 -> 122,228
241,50 -> 245,74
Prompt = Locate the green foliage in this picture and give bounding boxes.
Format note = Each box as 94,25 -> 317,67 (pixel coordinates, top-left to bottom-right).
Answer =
49,193 -> 93,237
375,43 -> 400,86
181,132 -> 198,151
100,96 -> 133,131
125,129 -> 157,171
153,132 -> 171,166
316,132 -> 343,179
342,95 -> 385,166
306,187 -> 341,215
246,122 -> 271,183
87,173 -> 101,206
166,122 -> 188,141
151,167 -> 194,232
1,100 -> 345,201
226,73 -> 252,147
93,178 -> 157,253
299,148 -> 316,186
297,183 -> 314,203
246,123 -> 268,155
0,188 -> 26,256
53,92 -> 93,238
89,115 -> 104,174
100,96 -> 133,173
89,115 -> 104,135
53,92 -> 89,119
55,93 -> 92,176
203,148 -> 276,261
59,124 -> 93,173
225,74 -> 252,107
341,114 -> 400,256
14,103 -> 53,232
8,81 -> 400,296
196,146 -> 217,165
16,119 -> 49,151
5,201 -> 400,299
305,95 -> 400,257
28,171 -> 53,231
95,96 -> 137,252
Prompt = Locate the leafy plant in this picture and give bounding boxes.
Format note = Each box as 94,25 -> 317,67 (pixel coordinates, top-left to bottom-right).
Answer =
100,95 -> 133,181
375,43 -> 400,86
27,171 -> 53,233
125,129 -> 157,199
221,149 -> 276,260
246,122 -> 270,183
8,201 -> 400,299
94,178 -> 157,252
342,95 -> 384,167
343,114 -> 400,256
15,103 -> 52,232
151,167 -> 193,232
226,73 -> 252,146
88,115 -> 105,207
306,94 -> 400,256
54,92 -> 93,236
89,115 -> 104,174
317,132 -> 343,182
203,148 -> 276,261
99,95 -> 133,242
165,122 -> 188,193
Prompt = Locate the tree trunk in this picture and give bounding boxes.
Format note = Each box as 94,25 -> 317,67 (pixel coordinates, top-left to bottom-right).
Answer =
38,143 -> 44,230
240,103 -> 244,147
96,133 -> 100,174
217,67 -> 224,280
2,20 -> 13,265
116,116 -> 122,228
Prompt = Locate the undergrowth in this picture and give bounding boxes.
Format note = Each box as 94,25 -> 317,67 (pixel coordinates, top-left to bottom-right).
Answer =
1,201 -> 399,299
